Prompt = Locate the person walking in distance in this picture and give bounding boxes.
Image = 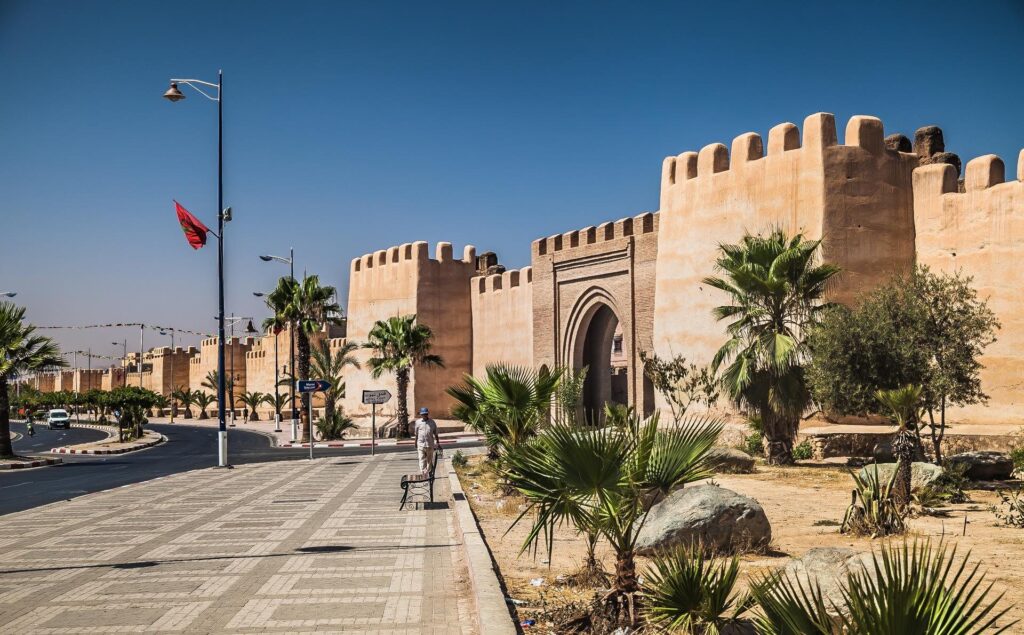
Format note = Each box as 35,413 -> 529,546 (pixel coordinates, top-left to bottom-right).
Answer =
414,407 -> 441,475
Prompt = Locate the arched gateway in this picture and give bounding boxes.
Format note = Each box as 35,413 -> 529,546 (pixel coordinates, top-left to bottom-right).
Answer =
531,212 -> 659,420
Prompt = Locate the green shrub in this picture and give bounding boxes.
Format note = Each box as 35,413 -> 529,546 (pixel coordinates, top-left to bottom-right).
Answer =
792,439 -> 814,461
314,411 -> 357,440
1010,444 -> 1024,475
451,449 -> 468,469
743,431 -> 763,457
991,485 -> 1024,528
841,466 -> 905,538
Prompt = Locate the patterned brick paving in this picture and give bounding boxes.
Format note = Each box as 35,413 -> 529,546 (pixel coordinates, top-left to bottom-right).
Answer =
0,454 -> 476,634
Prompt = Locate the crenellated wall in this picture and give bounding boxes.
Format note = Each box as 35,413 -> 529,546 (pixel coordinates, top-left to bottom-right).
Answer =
471,267 -> 534,376
342,241 -> 478,417
914,150 -> 1024,424
654,113 -> 919,400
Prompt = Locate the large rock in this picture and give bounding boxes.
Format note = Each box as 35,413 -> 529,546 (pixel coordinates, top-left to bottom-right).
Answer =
708,447 -> 755,473
781,548 -> 874,622
636,484 -> 771,555
857,462 -> 943,491
947,451 -> 1014,481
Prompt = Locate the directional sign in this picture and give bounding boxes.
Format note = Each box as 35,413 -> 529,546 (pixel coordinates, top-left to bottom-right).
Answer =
297,379 -> 331,393
362,389 -> 392,405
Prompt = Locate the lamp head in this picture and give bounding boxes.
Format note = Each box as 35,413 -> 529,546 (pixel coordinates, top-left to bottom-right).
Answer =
0,292 -> 15,298
259,255 -> 273,262
253,291 -> 265,297
163,82 -> 186,102
245,320 -> 258,335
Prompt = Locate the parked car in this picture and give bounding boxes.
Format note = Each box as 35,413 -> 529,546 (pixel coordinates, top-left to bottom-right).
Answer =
46,409 -> 71,430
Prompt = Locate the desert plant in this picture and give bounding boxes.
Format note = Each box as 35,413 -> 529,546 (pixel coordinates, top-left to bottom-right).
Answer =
366,314 -> 443,438
171,386 -> 195,419
194,391 -> 215,419
875,384 -> 924,508
265,391 -> 292,421
0,301 -> 65,457
310,338 -> 359,426
705,230 -> 839,465
991,486 -> 1024,528
554,365 -> 588,426
751,540 -> 1016,634
503,410 -> 722,627
640,351 -> 719,423
315,410 -> 357,440
239,391 -> 267,421
841,466 -> 905,538
449,364 -> 562,460
641,543 -> 754,633
451,449 -> 468,469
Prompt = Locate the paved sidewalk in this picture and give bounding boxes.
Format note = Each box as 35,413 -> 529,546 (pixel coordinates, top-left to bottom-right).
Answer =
0,454 -> 477,634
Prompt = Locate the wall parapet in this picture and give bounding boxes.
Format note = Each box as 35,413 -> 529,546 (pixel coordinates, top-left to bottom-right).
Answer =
532,212 -> 658,257
350,241 -> 477,274
474,267 -> 533,294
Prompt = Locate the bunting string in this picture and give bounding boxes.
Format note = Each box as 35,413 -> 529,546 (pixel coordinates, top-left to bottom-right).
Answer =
36,322 -> 214,338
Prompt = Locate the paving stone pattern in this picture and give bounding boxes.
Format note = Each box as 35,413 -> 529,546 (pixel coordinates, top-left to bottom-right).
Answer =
0,454 -> 476,634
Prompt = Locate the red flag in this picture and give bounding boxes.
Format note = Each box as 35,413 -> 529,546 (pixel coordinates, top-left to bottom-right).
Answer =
174,200 -> 210,249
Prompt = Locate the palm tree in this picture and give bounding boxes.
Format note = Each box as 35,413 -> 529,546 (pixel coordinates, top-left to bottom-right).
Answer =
194,390 -> 216,420
265,391 -> 291,421
704,229 -> 839,465
310,339 -> 360,427
447,364 -> 562,460
875,384 -> 923,509
0,302 -> 65,457
365,315 -> 444,438
172,386 -> 195,419
239,391 -> 267,421
503,410 -> 721,626
202,369 -> 236,417
265,274 -> 343,443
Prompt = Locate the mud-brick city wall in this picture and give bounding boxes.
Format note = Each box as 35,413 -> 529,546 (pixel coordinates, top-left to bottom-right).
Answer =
653,113 -> 919,418
914,151 -> 1024,425
343,241 -> 478,418
470,267 -> 534,376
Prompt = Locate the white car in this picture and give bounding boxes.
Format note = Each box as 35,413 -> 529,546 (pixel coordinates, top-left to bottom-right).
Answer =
46,409 -> 71,430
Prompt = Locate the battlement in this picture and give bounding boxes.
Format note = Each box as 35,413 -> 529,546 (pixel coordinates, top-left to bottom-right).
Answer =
913,150 -> 1024,198
350,241 -> 476,274
474,266 -> 533,294
659,113 -> 913,206
531,212 -> 658,257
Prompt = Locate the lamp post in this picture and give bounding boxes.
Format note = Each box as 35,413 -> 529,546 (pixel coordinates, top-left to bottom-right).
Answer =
0,292 -> 16,298
112,340 -> 127,387
254,291 -> 283,432
259,248 -> 296,437
159,329 -> 176,423
222,315 -> 257,427
164,72 -> 230,467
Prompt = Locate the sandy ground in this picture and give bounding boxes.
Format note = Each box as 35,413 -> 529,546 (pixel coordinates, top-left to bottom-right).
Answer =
458,457 -> 1024,632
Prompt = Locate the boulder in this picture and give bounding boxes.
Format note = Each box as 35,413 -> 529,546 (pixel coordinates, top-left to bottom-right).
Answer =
708,447 -> 755,473
947,451 -> 1014,481
857,462 -> 943,491
781,548 -> 874,622
636,484 -> 771,555
884,133 -> 912,153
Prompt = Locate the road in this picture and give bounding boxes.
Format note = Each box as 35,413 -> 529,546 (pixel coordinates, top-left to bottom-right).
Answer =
0,422 -> 478,516
10,421 -> 108,454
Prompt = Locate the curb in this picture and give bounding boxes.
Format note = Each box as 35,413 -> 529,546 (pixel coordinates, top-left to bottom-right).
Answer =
51,433 -> 166,455
446,459 -> 517,635
280,435 -> 483,449
0,457 -> 62,470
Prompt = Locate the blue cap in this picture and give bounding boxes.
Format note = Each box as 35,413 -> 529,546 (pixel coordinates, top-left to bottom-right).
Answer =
419,407 -> 429,415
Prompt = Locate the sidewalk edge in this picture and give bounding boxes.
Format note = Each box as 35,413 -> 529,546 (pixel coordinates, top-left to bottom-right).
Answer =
446,459 -> 517,635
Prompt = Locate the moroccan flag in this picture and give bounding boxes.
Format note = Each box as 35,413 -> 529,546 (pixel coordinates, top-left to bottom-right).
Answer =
175,200 -> 210,249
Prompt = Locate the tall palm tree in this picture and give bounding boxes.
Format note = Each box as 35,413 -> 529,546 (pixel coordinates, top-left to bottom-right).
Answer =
202,369 -> 236,417
171,386 -> 195,419
504,411 -> 722,626
365,315 -> 444,438
704,229 -> 839,465
0,302 -> 65,457
194,390 -> 216,420
447,364 -> 562,459
310,339 -> 360,427
266,275 -> 342,443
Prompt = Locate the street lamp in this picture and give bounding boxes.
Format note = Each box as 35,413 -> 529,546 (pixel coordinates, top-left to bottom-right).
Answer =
221,314 -> 256,427
254,291 -> 283,433
0,292 -> 16,298
164,71 -> 231,467
258,248 -> 297,436
112,340 -> 127,387
159,330 -> 176,423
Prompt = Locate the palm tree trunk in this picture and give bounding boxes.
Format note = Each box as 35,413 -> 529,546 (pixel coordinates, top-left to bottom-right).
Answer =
610,550 -> 640,626
893,426 -> 915,508
762,408 -> 795,465
298,329 -> 312,443
0,375 -> 14,458
397,368 -> 410,438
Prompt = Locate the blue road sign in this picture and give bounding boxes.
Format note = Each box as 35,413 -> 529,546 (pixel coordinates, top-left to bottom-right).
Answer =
297,379 -> 331,393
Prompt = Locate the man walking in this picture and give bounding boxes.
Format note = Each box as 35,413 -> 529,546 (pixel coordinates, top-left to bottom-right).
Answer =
414,407 -> 441,475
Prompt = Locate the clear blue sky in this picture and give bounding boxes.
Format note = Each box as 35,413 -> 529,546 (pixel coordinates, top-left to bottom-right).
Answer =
3,0 -> 1023,361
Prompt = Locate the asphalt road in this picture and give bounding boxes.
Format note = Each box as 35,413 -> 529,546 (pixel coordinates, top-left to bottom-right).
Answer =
10,421 -> 108,454
0,423 -> 478,516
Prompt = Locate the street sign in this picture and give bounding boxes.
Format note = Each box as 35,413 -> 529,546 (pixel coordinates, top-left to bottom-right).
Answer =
362,389 -> 392,405
297,379 -> 331,393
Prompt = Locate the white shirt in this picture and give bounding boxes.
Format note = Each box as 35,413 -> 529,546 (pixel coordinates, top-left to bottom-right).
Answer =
414,417 -> 438,448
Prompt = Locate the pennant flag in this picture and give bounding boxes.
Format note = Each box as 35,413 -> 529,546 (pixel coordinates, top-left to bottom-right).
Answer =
174,200 -> 210,249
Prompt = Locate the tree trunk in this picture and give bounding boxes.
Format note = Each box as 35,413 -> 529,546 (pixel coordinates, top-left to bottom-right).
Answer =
397,368 -> 410,438
892,427 -> 915,508
298,329 -> 312,443
761,408 -> 795,465
0,375 -> 14,458
610,551 -> 640,626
